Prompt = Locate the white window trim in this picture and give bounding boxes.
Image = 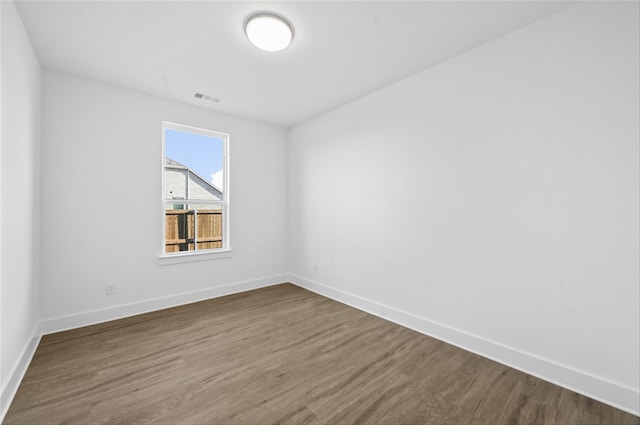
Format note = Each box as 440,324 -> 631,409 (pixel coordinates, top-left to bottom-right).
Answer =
158,121 -> 231,265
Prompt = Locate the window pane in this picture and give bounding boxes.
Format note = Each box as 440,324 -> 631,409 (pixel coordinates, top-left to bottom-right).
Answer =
162,123 -> 228,255
164,206 -> 223,253
164,129 -> 224,202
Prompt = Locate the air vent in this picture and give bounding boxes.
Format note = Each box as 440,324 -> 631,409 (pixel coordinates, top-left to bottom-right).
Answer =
193,92 -> 221,103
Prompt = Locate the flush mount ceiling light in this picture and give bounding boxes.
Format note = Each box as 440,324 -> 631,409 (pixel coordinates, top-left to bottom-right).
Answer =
244,12 -> 294,52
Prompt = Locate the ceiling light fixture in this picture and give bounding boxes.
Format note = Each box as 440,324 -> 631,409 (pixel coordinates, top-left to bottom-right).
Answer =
244,12 -> 294,52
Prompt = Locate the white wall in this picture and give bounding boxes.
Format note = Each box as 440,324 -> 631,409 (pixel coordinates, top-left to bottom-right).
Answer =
289,1 -> 639,413
40,71 -> 288,324
0,0 -> 42,414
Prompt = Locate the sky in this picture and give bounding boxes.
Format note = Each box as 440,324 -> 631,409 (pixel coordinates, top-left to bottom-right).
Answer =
165,128 -> 224,189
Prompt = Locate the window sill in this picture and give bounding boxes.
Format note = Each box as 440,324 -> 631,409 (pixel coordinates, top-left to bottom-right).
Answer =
157,249 -> 232,266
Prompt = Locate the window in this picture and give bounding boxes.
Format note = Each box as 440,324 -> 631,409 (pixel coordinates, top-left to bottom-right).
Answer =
161,122 -> 229,257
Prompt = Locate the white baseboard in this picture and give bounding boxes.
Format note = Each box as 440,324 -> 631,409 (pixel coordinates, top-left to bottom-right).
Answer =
41,274 -> 288,335
289,273 -> 640,417
1,324 -> 41,423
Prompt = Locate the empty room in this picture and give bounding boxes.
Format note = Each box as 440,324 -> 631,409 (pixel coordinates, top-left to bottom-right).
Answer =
1,1 -> 639,424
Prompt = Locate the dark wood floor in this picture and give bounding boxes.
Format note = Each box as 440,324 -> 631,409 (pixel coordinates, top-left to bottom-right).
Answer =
4,284 -> 639,424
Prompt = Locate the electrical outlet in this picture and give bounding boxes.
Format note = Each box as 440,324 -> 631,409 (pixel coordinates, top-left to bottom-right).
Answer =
105,283 -> 116,295
313,265 -> 318,274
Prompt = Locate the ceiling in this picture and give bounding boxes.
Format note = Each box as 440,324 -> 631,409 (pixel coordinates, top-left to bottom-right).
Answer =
15,1 -> 574,128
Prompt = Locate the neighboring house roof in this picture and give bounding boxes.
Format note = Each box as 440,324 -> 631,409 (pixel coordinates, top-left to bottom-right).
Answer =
165,157 -> 189,170
164,156 -> 223,198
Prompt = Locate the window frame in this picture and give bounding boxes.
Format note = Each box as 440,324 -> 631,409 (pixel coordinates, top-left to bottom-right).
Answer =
158,121 -> 231,265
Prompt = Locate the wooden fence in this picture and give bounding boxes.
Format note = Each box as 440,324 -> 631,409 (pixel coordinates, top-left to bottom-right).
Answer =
165,209 -> 222,252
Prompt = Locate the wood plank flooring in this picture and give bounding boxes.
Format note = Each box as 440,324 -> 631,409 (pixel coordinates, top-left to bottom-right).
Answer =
4,284 -> 639,424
